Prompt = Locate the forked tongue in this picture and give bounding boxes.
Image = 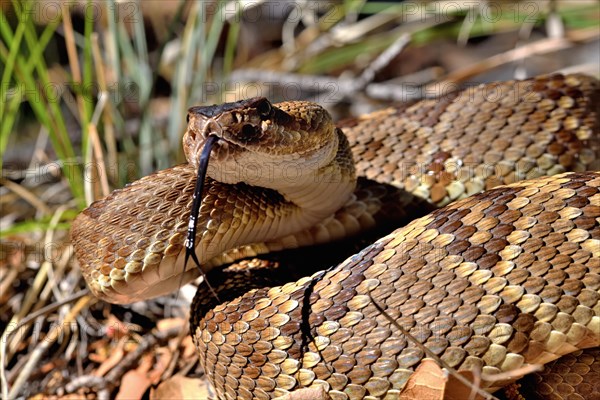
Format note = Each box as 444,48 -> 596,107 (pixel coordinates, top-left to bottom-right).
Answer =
181,134 -> 220,300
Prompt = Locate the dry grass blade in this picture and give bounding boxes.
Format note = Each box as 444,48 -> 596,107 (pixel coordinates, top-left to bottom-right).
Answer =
87,116 -> 111,203
0,178 -> 52,216
90,33 -> 118,179
7,295 -> 94,399
428,27 -> 600,93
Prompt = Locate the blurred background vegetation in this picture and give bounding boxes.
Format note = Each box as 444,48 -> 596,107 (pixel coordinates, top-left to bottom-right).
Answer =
2,0 -> 599,216
0,0 -> 598,398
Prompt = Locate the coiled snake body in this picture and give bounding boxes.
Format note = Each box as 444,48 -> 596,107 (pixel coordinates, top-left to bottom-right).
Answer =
71,74 -> 600,399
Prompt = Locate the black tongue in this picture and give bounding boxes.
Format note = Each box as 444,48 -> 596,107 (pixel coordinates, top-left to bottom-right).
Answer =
182,134 -> 220,300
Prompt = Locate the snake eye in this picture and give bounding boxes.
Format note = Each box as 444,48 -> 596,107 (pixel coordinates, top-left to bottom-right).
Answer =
256,100 -> 272,120
240,124 -> 260,141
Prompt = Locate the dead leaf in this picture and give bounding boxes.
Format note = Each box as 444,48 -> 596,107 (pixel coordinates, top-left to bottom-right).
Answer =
151,375 -> 209,400
148,347 -> 173,384
116,369 -> 152,400
181,335 -> 197,359
445,370 -> 488,400
400,359 -> 446,400
94,339 -> 125,377
116,354 -> 154,400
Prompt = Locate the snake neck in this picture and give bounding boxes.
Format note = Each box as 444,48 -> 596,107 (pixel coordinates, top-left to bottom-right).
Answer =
198,128 -> 357,268
269,128 -> 357,215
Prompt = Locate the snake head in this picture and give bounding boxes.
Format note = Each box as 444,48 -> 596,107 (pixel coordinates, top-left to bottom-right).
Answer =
183,97 -> 341,186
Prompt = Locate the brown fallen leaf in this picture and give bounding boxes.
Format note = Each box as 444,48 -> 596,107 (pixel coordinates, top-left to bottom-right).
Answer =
148,347 -> 173,384
400,359 -> 446,400
181,335 -> 197,359
94,339 -> 125,377
151,375 -> 209,400
116,354 -> 153,400
444,370 -> 488,400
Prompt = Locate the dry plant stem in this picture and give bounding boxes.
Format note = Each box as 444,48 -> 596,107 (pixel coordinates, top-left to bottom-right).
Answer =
369,293 -> 497,400
7,295 -> 94,399
233,33 -> 412,99
62,328 -> 185,397
3,289 -> 90,340
3,262 -> 51,358
0,269 -> 19,309
0,178 -> 52,215
160,348 -> 181,382
282,0 -> 316,53
31,126 -> 51,168
168,0 -> 200,150
427,28 -> 600,93
90,33 -> 118,176
355,33 -> 411,90
457,5 -> 480,47
330,11 -> 400,45
514,4 -> 538,80
1,206 -> 79,398
178,357 -> 198,377
4,355 -> 28,388
160,326 -> 190,381
429,37 -> 571,91
227,70 -> 362,102
13,207 -> 69,352
229,69 -> 347,92
103,326 -> 184,384
361,66 -> 443,101
40,206 -> 71,301
85,86 -> 111,203
61,3 -> 87,123
88,122 -> 110,200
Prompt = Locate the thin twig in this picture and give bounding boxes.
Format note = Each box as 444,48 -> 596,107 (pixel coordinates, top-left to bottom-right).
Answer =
91,32 -> 118,183
88,117 -> 111,200
0,178 -> 52,216
355,33 -> 411,90
425,28 -> 600,94
104,326 -> 184,383
7,295 -> 94,399
3,289 -> 89,341
61,3 -> 87,125
231,33 -> 412,100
